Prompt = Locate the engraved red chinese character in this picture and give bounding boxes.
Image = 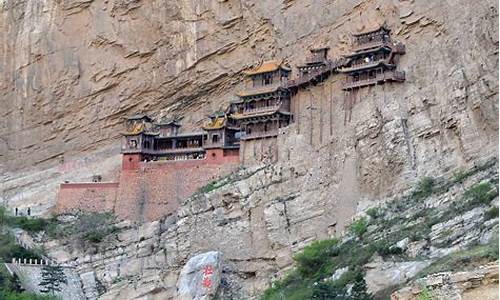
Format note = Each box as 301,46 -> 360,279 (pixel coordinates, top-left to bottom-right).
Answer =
202,265 -> 214,276
202,277 -> 212,289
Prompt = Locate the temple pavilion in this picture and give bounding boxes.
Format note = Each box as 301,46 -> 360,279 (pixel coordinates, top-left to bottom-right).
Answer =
341,24 -> 406,90
121,116 -> 206,161
202,111 -> 240,150
230,60 -> 292,140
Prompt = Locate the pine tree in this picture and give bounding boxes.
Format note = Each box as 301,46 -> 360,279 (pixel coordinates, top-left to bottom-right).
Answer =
39,265 -> 67,295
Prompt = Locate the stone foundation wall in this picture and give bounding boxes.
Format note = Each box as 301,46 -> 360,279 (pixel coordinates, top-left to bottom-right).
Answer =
56,150 -> 239,222
55,182 -> 119,214
115,150 -> 240,222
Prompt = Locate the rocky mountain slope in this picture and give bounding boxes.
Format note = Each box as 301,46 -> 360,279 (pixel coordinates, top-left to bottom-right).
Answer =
13,155 -> 498,299
0,0 -> 498,299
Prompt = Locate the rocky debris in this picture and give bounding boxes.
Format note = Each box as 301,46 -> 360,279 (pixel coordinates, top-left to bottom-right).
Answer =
329,266 -> 349,281
177,251 -> 223,300
28,157 -> 496,299
80,271 -> 99,300
365,258 -> 432,294
391,262 -> 499,300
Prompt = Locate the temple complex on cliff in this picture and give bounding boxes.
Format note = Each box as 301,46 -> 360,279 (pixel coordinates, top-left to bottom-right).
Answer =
55,23 -> 407,222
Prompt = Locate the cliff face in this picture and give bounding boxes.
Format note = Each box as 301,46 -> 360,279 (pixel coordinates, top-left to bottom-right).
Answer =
0,0 -> 498,298
1,0 -> 497,213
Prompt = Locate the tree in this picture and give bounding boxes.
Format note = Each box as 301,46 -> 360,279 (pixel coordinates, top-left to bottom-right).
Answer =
39,265 -> 67,295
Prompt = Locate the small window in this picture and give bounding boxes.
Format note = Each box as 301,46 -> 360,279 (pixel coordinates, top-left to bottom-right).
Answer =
212,135 -> 219,143
262,73 -> 273,85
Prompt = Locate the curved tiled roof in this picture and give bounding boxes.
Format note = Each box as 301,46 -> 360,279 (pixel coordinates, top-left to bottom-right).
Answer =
243,60 -> 291,75
352,23 -> 390,37
203,116 -> 226,130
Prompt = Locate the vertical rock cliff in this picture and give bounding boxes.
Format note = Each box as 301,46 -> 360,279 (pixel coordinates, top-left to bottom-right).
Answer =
0,0 -> 498,299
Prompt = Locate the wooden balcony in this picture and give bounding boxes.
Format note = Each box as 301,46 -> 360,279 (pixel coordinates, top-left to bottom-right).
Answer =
305,56 -> 328,65
352,40 -> 385,52
240,131 -> 279,140
285,58 -> 348,89
342,70 -> 405,90
340,60 -> 394,73
122,147 -> 205,155
351,40 -> 406,54
231,105 -> 282,120
243,105 -> 281,115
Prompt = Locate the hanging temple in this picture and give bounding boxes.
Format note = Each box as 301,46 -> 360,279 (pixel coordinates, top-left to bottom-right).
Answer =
55,24 -> 406,222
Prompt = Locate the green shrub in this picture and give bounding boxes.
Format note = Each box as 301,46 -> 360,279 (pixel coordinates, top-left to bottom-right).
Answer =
418,287 -> 434,300
484,207 -> 499,220
452,170 -> 468,184
9,217 -> 50,233
349,217 -> 368,238
0,233 -> 42,262
366,207 -> 380,219
50,212 -> 118,245
412,177 -> 435,200
374,240 -> 404,257
463,182 -> 498,206
294,239 -> 339,278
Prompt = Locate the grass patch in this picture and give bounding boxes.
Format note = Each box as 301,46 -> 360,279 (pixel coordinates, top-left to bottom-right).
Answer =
418,287 -> 434,300
0,233 -> 42,262
0,207 -> 57,234
349,217 -> 368,238
48,212 -> 119,245
294,239 -> 339,279
463,182 -> 498,207
262,238 -> 374,300
484,207 -> 499,220
366,207 -> 380,219
416,233 -> 498,278
412,177 -> 435,200
452,169 -> 468,184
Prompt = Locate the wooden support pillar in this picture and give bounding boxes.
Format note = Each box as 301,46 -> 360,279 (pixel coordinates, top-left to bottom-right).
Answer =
319,83 -> 324,145
330,81 -> 334,136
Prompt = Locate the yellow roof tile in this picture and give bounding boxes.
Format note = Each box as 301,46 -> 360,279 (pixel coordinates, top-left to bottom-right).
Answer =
243,60 -> 291,75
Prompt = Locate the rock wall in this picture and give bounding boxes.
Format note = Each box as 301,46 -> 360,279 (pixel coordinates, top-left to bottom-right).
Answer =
56,182 -> 119,214
5,263 -> 86,300
1,0 -> 498,215
55,149 -> 240,222
392,262 -> 499,300
115,151 -> 239,222
42,157 -> 498,299
0,0 -> 498,298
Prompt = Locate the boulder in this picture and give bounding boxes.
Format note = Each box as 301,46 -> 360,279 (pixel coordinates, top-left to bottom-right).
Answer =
177,251 -> 223,300
365,260 -> 432,294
